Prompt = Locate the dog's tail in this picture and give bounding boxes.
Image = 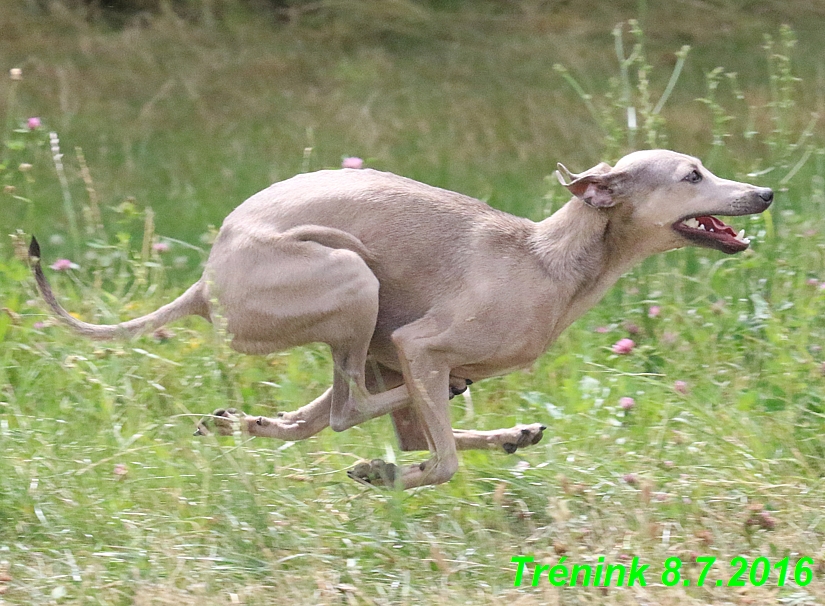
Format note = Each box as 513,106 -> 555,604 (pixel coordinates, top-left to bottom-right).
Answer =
29,237 -> 210,340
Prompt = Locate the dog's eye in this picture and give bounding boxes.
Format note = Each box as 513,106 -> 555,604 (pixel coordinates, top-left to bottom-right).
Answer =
684,170 -> 702,184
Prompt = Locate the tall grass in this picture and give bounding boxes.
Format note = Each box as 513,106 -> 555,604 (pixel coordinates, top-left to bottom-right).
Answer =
1,2 -> 824,604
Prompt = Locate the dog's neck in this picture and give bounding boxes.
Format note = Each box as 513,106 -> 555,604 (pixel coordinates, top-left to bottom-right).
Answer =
531,198 -> 646,339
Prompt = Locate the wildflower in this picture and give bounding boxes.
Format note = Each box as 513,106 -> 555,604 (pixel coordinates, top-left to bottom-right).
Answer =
594,326 -> 610,333
50,259 -> 79,271
695,529 -> 713,546
113,463 -> 128,479
674,380 -> 688,394
623,473 -> 639,486
648,305 -> 661,318
757,511 -> 776,530
745,507 -> 776,531
27,117 -> 41,130
553,541 -> 568,555
807,278 -> 819,287
662,331 -> 677,344
619,396 -> 635,410
612,338 -> 635,354
33,322 -> 46,329
152,241 -> 170,253
341,157 -> 364,169
624,322 -> 640,335
9,68 -> 22,81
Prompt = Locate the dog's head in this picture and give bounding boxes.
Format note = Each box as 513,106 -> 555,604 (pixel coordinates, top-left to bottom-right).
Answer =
557,149 -> 773,255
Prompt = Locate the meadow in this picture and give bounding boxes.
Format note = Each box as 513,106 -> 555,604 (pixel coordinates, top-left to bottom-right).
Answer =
1,1 -> 825,604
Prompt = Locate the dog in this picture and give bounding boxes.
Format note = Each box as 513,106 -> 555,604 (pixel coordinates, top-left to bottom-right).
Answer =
29,149 -> 773,489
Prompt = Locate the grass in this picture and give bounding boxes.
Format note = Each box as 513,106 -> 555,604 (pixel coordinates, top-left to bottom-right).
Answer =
1,1 -> 825,604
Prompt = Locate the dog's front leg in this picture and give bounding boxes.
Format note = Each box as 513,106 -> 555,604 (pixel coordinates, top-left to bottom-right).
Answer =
453,424 -> 546,453
348,327 -> 458,489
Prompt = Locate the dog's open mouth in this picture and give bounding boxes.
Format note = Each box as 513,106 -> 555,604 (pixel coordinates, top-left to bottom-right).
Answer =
672,215 -> 750,254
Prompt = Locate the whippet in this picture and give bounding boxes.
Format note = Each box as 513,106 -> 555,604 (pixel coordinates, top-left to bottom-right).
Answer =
30,149 -> 773,489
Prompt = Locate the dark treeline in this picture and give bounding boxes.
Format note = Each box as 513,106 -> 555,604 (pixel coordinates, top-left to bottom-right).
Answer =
26,0 -> 454,28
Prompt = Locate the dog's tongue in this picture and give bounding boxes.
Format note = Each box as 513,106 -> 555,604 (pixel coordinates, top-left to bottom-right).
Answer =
696,215 -> 736,236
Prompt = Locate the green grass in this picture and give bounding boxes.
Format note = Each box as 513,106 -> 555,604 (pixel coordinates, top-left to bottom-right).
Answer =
1,1 -> 825,604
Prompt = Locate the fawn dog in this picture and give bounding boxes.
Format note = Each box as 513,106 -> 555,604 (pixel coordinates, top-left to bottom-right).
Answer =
30,149 -> 773,489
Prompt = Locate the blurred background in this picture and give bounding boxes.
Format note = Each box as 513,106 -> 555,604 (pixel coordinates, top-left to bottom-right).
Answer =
3,0 -> 824,250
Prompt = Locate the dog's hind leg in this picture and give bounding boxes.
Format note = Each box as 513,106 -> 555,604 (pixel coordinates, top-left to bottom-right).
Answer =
199,229 -> 413,438
200,389 -> 334,439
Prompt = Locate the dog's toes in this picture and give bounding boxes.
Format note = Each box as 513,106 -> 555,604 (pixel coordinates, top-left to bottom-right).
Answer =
348,458 -> 398,487
449,384 -> 468,398
502,423 -> 546,453
196,408 -> 245,436
448,378 -> 472,399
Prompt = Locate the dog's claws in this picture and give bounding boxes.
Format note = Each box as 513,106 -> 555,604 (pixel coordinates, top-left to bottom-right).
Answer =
501,423 -> 546,453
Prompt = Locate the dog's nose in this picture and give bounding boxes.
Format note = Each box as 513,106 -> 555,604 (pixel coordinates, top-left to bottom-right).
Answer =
758,188 -> 774,204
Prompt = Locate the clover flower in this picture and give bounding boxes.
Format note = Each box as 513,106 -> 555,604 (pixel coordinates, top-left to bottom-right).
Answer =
341,157 -> 364,169
612,338 -> 635,354
50,259 -> 79,271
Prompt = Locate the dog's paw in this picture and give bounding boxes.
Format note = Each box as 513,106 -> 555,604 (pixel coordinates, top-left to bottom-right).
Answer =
347,458 -> 399,487
502,423 -> 547,454
194,408 -> 251,436
448,378 -> 472,399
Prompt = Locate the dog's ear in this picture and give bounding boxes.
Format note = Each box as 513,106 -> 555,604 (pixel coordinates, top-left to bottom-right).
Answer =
556,161 -> 623,209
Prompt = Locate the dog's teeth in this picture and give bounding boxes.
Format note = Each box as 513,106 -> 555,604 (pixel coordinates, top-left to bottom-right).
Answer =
698,224 -> 705,230
742,237 -> 751,244
737,229 -> 746,240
